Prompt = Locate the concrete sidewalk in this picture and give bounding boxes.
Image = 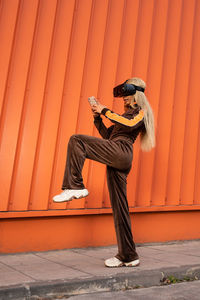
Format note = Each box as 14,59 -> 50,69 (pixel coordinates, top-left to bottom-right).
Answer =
0,240 -> 200,299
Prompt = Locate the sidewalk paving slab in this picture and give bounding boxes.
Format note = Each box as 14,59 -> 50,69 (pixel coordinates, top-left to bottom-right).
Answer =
0,240 -> 199,299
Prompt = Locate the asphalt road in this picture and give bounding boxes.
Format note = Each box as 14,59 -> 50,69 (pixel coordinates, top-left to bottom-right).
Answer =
65,280 -> 200,300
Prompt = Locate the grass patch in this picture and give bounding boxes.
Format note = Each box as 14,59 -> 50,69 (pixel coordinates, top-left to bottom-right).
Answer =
161,275 -> 199,285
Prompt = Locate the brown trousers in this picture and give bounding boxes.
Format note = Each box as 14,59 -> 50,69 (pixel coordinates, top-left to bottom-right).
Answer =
62,134 -> 139,262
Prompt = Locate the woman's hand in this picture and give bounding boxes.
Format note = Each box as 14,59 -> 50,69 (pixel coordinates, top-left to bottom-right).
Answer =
92,110 -> 100,118
92,102 -> 106,114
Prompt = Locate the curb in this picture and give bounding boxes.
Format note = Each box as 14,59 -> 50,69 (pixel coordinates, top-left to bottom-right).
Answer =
1,265 -> 200,300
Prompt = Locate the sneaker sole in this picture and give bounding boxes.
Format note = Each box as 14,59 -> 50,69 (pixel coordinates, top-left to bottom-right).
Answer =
124,260 -> 140,267
53,192 -> 89,203
69,191 -> 89,201
105,260 -> 140,268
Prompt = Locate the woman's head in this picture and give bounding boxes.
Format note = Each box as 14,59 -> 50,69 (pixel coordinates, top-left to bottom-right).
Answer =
126,77 -> 155,152
125,77 -> 145,107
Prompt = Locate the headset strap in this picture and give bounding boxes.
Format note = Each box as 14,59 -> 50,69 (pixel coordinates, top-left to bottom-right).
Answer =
134,85 -> 145,93
124,80 -> 145,93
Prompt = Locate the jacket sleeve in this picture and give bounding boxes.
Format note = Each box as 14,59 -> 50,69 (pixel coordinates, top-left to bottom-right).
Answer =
94,115 -> 114,139
101,108 -> 144,128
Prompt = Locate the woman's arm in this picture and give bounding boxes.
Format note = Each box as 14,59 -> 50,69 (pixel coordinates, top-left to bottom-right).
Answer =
93,114 -> 114,139
92,103 -> 144,129
101,108 -> 144,128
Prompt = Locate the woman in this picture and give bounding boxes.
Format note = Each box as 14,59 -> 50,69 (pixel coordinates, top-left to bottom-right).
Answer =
53,77 -> 155,267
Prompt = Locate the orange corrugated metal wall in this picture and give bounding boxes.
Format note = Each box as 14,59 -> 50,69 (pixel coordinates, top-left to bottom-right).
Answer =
1,0 -> 200,218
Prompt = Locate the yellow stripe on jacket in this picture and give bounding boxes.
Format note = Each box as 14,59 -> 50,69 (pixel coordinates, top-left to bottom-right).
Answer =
105,109 -> 144,127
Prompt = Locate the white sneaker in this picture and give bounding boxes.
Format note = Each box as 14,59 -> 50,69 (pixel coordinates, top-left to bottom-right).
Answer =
53,189 -> 89,203
104,257 -> 140,268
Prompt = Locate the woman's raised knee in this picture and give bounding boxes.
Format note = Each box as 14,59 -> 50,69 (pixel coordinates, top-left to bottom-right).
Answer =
69,134 -> 85,147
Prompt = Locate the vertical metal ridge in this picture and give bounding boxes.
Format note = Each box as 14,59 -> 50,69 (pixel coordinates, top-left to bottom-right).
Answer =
45,0 -> 77,210
130,0 -> 149,207
63,0 -> 93,210
0,1 -> 3,13
86,0 -> 125,209
152,0 -> 182,207
0,0 -> 21,211
194,112 -> 200,204
47,0 -> 77,211
101,0 -> 127,209
86,0 -> 111,208
66,0 -> 94,210
101,0 -> 128,208
73,0 -> 109,209
143,0 -> 169,208
165,0 -> 184,206
192,0 -> 200,205
73,0 -> 96,210
111,0 -> 129,88
0,0 -> 21,144
28,0 -> 59,210
46,0 -> 93,211
7,0 -> 57,211
166,0 -> 195,206
0,0 -> 19,119
107,0 -> 140,208
7,0 -> 41,211
74,0 -> 95,128
180,0 -> 200,205
128,0 -> 142,207
131,0 -> 155,207
27,0 -> 60,210
149,0 -> 170,206
178,0 -> 196,205
0,0 -> 38,211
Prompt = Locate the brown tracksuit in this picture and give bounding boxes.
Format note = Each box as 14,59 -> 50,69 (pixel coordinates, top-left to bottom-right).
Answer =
62,106 -> 145,262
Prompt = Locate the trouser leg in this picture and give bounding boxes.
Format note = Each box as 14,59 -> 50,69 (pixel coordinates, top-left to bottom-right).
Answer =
62,134 -> 137,262
62,134 -> 132,190
62,135 -> 86,189
106,166 -> 139,262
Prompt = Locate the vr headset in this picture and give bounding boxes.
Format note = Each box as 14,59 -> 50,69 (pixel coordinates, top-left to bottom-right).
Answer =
113,80 -> 145,97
